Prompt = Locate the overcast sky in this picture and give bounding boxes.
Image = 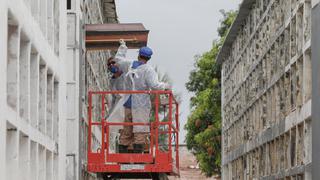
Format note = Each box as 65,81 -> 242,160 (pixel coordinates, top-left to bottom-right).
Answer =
115,0 -> 240,143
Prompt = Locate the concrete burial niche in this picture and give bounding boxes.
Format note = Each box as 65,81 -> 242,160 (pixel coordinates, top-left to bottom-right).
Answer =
85,23 -> 149,50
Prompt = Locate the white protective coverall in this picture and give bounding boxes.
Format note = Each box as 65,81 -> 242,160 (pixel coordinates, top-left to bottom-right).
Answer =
107,41 -> 170,147
126,63 -> 170,133
107,41 -> 131,152
109,41 -> 131,91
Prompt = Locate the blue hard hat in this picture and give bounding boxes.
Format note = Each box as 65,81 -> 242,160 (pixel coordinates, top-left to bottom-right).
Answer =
139,47 -> 153,58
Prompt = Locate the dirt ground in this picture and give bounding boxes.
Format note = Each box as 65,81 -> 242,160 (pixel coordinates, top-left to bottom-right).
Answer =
131,146 -> 219,180
167,146 -> 218,180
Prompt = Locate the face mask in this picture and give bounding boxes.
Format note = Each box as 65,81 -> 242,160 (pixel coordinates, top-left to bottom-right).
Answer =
109,65 -> 119,73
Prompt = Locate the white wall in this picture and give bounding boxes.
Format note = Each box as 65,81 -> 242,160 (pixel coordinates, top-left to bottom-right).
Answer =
0,0 -> 8,178
0,0 -> 67,179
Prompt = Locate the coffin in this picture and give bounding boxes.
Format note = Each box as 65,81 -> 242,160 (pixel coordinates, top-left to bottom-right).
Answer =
85,23 -> 149,50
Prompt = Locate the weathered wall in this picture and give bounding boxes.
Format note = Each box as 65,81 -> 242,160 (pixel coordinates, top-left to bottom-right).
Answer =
0,0 -> 67,179
219,0 -> 318,179
66,0 -> 117,180
311,1 -> 320,179
0,0 -> 116,179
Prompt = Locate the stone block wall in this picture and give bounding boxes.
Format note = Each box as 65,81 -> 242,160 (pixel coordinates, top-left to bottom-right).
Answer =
66,0 -> 117,179
220,0 -> 315,179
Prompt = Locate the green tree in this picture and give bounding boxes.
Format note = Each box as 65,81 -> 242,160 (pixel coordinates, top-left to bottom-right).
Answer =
185,10 -> 237,176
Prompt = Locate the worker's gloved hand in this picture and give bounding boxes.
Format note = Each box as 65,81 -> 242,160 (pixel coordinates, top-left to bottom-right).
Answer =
119,39 -> 126,46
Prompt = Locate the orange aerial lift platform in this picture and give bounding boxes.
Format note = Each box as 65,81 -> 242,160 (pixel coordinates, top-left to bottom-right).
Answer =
85,24 -> 180,180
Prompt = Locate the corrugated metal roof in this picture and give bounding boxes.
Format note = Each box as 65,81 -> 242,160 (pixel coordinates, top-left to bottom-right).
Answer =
216,0 -> 255,64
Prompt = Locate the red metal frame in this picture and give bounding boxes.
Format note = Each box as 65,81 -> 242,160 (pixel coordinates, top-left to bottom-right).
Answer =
87,90 -> 180,176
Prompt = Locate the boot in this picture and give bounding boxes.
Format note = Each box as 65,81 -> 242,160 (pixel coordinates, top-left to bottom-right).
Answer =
127,144 -> 134,153
133,144 -> 145,153
118,145 -> 128,153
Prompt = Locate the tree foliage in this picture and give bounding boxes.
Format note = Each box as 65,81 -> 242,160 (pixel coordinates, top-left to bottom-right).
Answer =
185,10 -> 237,176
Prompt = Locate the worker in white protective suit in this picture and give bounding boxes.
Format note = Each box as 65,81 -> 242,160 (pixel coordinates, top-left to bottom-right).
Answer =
107,40 -> 131,153
109,40 -> 170,153
108,40 -> 131,92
